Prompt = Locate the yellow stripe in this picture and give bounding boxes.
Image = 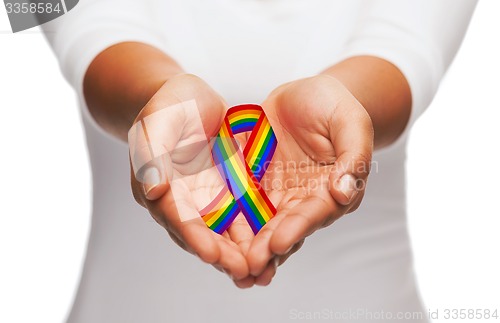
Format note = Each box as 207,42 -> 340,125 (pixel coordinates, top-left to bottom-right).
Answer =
246,121 -> 263,168
227,110 -> 261,123
246,120 -> 270,166
205,191 -> 234,226
228,113 -> 260,124
252,121 -> 271,162
245,118 -> 266,165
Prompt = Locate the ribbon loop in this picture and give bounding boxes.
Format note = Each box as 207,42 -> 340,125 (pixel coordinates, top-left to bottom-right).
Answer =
200,105 -> 278,234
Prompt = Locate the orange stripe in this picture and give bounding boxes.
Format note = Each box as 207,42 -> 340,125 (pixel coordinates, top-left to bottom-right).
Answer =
246,118 -> 269,164
202,190 -> 233,223
227,108 -> 261,121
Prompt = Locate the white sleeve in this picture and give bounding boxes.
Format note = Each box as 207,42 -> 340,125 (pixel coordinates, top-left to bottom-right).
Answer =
338,0 -> 477,146
42,0 -> 167,94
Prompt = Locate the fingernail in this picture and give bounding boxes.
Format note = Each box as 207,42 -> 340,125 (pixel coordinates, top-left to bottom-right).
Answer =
337,174 -> 358,203
143,167 -> 161,196
273,257 -> 280,268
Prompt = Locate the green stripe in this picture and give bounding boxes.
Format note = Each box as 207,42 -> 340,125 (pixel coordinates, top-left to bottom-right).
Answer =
230,117 -> 259,128
210,200 -> 237,229
216,135 -> 230,161
226,158 -> 247,193
241,191 -> 266,226
251,129 -> 272,173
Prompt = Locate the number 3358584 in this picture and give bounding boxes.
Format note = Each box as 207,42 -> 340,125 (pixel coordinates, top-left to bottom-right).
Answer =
5,2 -> 61,14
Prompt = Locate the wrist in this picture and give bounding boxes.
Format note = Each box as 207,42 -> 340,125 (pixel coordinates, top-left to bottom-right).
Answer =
321,56 -> 411,149
83,42 -> 184,141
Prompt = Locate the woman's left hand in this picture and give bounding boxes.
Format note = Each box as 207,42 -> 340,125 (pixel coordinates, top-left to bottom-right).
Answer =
241,75 -> 374,285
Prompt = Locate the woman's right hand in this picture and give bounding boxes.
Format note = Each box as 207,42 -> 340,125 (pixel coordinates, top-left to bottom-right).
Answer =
128,74 -> 253,283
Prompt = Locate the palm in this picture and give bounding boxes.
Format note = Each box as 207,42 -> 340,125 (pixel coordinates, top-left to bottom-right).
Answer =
243,80 -> 339,259
262,101 -> 337,216
244,76 -> 374,279
255,114 -> 334,239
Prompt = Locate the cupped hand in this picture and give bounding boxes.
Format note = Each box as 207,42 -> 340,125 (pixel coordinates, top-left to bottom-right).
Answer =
128,74 -> 374,288
245,75 -> 374,284
128,74 -> 253,282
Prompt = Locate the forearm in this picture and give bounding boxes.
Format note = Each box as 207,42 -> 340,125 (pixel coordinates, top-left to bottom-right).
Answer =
322,56 -> 412,149
83,42 -> 184,141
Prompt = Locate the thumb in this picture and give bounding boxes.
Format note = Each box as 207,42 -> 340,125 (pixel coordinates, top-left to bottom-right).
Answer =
128,75 -> 227,201
128,116 -> 174,201
328,99 -> 374,206
128,99 -> 200,201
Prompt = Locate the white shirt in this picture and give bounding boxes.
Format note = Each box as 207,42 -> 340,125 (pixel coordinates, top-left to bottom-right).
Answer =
43,1 -> 477,322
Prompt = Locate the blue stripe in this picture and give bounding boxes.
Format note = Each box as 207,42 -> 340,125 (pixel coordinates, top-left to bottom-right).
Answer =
253,133 -> 277,181
213,202 -> 239,233
235,191 -> 261,234
231,121 -> 257,134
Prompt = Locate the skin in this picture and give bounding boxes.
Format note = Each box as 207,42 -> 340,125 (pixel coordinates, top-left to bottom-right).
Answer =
84,41 -> 411,287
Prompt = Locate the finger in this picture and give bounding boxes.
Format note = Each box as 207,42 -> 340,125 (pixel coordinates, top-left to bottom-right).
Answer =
269,187 -> 338,255
128,100 -> 201,201
129,79 -> 226,200
137,155 -> 172,201
327,98 -> 373,206
233,276 -> 256,289
214,235 -> 250,280
245,190 -> 302,276
255,257 -> 279,286
155,190 -> 249,279
146,185 -> 222,264
178,219 -> 222,264
182,223 -> 248,281
227,214 -> 254,255
246,212 -> 286,276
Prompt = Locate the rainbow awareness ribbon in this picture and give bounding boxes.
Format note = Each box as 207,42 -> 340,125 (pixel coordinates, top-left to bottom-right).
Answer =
199,104 -> 278,235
